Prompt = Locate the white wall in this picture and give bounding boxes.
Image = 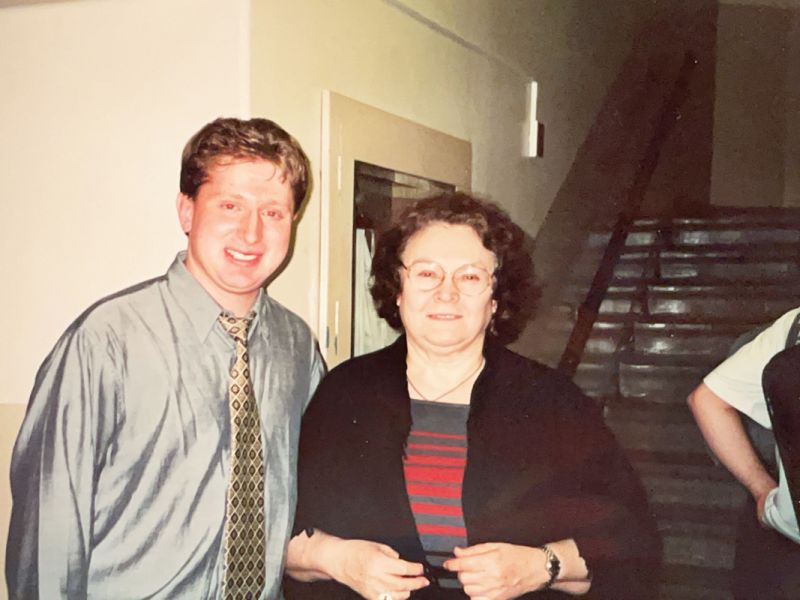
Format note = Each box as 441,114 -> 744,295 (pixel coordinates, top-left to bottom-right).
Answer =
1,1 -> 677,594
252,0 -> 659,337
0,2 -> 247,591
0,0 -> 662,378
249,0 -> 534,335
0,0 -> 249,408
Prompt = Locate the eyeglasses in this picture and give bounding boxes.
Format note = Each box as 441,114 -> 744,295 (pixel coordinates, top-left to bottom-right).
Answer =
401,261 -> 494,296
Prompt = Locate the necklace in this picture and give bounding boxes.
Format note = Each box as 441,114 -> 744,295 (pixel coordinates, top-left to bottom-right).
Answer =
406,358 -> 485,402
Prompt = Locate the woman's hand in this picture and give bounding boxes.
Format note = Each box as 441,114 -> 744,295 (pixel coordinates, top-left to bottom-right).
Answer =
443,542 -> 547,600
444,540 -> 591,599
330,539 -> 429,599
286,529 -> 428,599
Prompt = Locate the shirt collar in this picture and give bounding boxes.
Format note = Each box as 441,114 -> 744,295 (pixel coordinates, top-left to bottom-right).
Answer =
165,251 -> 268,343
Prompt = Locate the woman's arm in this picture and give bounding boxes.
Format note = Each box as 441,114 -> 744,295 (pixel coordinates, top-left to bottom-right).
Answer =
286,529 -> 429,598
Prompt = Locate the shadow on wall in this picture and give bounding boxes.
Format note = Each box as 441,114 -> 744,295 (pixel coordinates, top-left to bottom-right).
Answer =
711,2 -> 797,209
511,2 -> 718,366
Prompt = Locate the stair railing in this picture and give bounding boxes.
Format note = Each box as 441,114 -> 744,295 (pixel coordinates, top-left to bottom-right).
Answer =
558,51 -> 697,377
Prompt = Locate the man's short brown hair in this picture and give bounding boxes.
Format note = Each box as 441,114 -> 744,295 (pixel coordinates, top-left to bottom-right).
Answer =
180,117 -> 310,211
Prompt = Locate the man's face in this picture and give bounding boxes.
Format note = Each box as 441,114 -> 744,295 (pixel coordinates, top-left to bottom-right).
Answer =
177,158 -> 295,315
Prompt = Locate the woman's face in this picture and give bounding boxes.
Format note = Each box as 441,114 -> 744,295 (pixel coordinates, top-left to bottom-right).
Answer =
397,222 -> 497,356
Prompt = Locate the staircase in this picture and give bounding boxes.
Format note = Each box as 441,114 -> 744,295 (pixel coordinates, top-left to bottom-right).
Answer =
570,209 -> 800,600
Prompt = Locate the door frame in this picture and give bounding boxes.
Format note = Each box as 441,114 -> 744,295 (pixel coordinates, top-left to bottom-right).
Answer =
319,91 -> 472,367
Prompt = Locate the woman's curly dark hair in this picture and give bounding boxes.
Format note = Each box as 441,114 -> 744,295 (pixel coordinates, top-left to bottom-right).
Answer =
369,192 -> 538,344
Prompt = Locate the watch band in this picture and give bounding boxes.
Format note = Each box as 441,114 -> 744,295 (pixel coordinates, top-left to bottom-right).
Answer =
539,544 -> 561,589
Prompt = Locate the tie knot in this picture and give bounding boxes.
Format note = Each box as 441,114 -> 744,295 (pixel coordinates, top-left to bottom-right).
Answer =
218,314 -> 251,343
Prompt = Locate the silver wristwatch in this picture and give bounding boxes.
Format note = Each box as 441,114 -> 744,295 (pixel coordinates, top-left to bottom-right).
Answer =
539,544 -> 561,589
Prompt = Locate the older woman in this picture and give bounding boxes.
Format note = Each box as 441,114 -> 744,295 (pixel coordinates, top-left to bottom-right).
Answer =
284,193 -> 660,599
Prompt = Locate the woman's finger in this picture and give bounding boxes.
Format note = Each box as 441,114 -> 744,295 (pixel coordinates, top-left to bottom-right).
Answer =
454,543 -> 496,557
374,543 -> 401,559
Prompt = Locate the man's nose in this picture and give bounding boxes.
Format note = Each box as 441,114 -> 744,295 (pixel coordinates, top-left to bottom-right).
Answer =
243,210 -> 262,244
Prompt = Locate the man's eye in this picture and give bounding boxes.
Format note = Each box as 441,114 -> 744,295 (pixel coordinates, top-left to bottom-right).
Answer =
416,270 -> 437,278
460,273 -> 481,282
222,202 -> 237,210
263,209 -> 284,220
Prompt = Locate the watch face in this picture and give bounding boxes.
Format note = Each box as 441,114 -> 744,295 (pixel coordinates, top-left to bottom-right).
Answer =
541,544 -> 561,587
550,554 -> 561,577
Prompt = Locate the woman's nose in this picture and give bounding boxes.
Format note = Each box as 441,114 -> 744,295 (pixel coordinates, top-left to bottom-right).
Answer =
434,275 -> 460,301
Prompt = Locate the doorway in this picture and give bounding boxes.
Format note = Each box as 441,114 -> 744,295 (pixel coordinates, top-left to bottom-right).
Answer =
320,91 -> 472,366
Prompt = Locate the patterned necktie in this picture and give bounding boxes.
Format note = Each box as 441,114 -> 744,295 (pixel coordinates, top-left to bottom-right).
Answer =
219,314 -> 266,600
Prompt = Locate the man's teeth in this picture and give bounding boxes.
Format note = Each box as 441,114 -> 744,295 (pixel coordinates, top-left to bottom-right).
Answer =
228,249 -> 258,261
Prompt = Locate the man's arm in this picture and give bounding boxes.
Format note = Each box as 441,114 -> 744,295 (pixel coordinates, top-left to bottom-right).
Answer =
687,383 -> 777,521
6,325 -> 114,600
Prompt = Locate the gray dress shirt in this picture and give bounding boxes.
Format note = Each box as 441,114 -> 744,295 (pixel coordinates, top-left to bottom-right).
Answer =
6,253 -> 325,600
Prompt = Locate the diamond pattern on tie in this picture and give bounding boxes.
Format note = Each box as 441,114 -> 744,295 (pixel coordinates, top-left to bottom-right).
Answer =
219,315 -> 266,600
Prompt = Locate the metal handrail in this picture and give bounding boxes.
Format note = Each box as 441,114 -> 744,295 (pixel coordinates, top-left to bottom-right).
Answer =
558,51 -> 697,376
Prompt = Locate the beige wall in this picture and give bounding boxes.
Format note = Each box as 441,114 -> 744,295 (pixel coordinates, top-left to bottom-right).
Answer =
0,0 -> 248,406
785,8 -> 800,207
0,405 -> 25,600
251,0 -> 666,338
711,2 -> 797,207
0,0 -> 248,595
2,0 -> 684,595
251,0 -> 533,334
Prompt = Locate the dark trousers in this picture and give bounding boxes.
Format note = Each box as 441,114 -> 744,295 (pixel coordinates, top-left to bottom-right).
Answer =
733,498 -> 800,599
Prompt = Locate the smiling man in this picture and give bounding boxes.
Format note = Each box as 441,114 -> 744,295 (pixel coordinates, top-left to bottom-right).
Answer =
6,118 -> 325,600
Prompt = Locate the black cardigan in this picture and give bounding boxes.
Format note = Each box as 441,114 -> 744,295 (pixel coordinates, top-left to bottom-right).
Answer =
285,337 -> 660,599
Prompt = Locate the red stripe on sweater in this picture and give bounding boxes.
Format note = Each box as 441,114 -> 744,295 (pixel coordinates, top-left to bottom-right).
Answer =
403,465 -> 464,484
407,483 -> 462,498
404,455 -> 466,467
407,443 -> 467,453
416,523 -> 468,536
410,502 -> 463,517
409,431 -> 467,440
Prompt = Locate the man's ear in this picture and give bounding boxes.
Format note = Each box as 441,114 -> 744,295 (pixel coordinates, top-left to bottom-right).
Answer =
176,193 -> 194,235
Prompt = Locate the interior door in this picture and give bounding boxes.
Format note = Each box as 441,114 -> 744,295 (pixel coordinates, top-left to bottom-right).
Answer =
320,91 -> 472,367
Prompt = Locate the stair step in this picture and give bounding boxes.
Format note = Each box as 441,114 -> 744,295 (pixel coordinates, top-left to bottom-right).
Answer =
599,296 -> 641,315
642,473 -> 745,513
618,353 -> 709,401
652,496 -> 745,524
624,448 -> 716,467
612,261 -> 648,279
662,532 -> 736,571
573,359 -> 617,398
658,581 -> 732,600
621,225 -> 800,247
585,321 -> 628,354
633,321 -> 750,357
660,244 -> 800,258
619,244 -> 800,262
633,208 -> 800,229
659,258 -> 800,283
605,398 -> 696,425
609,261 -> 800,286
578,212 -> 800,600
661,568 -> 733,600
606,414 -> 711,456
647,285 -> 800,321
